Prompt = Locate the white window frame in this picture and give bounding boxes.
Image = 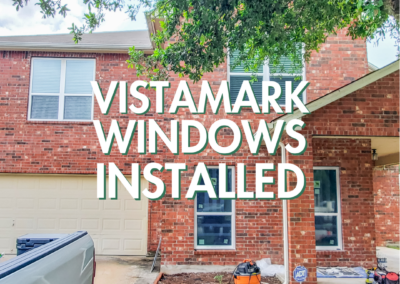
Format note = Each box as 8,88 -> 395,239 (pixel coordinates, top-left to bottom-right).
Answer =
227,48 -> 307,105
194,165 -> 236,250
314,166 -> 343,251
28,57 -> 96,122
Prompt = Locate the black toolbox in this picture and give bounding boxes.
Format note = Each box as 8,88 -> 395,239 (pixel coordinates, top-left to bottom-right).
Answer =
16,234 -> 68,255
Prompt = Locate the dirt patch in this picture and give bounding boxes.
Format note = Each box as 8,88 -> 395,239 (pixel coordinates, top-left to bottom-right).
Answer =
158,272 -> 282,284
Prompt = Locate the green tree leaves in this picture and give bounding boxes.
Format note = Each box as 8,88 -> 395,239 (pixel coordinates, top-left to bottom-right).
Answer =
12,0 -> 399,81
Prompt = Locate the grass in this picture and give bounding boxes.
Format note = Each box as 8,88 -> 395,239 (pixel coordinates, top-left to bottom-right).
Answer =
387,246 -> 400,250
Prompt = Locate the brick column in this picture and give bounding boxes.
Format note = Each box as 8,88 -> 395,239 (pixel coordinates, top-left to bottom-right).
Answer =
284,133 -> 317,283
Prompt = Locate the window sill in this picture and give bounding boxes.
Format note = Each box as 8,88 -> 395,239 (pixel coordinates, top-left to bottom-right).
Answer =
25,120 -> 93,126
316,248 -> 344,252
194,250 -> 237,255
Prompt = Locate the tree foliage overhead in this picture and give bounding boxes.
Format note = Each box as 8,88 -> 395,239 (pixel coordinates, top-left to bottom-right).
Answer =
12,0 -> 400,82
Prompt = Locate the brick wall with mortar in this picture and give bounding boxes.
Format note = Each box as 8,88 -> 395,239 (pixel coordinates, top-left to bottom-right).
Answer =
306,28 -> 369,102
0,31 -> 370,270
281,70 -> 398,283
373,165 -> 400,246
313,138 -> 376,267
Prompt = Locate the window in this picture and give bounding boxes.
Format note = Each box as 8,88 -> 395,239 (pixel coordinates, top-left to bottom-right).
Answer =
195,166 -> 235,249
314,167 -> 343,250
228,50 -> 305,105
28,58 -> 96,121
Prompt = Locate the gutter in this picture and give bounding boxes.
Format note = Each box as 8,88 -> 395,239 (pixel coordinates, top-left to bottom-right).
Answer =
0,42 -> 154,54
279,142 -> 290,284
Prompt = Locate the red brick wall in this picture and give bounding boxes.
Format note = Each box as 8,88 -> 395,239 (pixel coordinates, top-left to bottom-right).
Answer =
0,50 -> 285,265
302,70 -> 400,137
313,138 -> 376,267
283,70 -> 398,281
373,165 -> 400,246
285,133 -> 318,283
306,29 -> 369,102
0,32 -> 370,270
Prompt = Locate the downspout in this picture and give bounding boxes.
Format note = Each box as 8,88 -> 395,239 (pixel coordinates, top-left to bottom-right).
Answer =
279,142 -> 289,284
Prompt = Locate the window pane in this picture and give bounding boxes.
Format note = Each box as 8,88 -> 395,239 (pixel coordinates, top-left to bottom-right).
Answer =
229,51 -> 263,73
315,216 -> 339,247
230,76 -> 263,104
269,76 -> 303,106
197,168 -> 232,213
30,95 -> 59,119
64,96 -> 92,120
269,55 -> 303,74
197,215 -> 232,246
65,60 -> 95,94
314,169 -> 338,213
31,59 -> 61,93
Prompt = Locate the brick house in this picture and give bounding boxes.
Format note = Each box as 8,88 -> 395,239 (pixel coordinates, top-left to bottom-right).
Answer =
0,23 -> 398,284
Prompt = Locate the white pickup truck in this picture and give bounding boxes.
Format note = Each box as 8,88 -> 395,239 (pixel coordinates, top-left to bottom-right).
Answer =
0,231 -> 96,284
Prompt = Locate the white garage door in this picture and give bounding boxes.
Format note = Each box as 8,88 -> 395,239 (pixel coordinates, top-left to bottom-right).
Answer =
0,174 -> 148,255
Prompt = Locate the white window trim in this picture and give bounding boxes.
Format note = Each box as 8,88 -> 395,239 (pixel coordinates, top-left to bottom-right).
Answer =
314,166 -> 343,251
28,57 -> 96,122
194,165 -> 236,250
227,48 -> 307,105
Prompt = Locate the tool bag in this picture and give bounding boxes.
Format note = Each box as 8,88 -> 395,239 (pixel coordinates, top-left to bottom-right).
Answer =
374,271 -> 399,284
385,272 -> 399,284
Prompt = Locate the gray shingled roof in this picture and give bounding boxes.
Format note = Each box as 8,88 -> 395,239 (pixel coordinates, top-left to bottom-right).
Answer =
0,30 -> 153,53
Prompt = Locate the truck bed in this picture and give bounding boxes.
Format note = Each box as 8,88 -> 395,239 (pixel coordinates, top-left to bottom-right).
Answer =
0,231 -> 95,284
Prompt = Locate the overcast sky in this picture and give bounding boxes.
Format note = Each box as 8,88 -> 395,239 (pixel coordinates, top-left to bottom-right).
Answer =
0,0 -> 398,68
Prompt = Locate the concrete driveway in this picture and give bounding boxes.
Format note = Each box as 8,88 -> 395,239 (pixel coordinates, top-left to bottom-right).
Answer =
94,256 -> 160,284
377,246 -> 400,272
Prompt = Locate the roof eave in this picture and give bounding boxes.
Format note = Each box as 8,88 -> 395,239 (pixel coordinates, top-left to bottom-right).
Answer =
0,42 -> 154,54
145,12 -> 166,49
146,12 -> 156,49
271,60 -> 400,130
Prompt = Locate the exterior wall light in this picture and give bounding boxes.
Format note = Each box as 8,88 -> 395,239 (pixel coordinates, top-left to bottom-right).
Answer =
372,149 -> 378,161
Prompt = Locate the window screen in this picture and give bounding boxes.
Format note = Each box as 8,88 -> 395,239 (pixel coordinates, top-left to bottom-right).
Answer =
229,51 -> 304,105
29,58 -> 95,121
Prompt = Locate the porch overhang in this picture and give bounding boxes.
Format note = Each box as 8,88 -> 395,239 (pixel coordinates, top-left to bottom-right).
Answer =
314,135 -> 399,167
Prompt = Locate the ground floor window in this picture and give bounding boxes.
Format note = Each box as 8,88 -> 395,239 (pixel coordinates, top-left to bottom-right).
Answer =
195,166 -> 235,249
314,167 -> 343,250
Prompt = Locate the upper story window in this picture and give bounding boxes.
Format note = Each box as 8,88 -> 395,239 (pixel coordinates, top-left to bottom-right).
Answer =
28,58 -> 96,121
228,51 -> 305,105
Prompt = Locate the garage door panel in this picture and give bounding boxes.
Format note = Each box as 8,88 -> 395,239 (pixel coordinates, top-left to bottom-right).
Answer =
102,219 -> 121,231
125,199 -> 145,211
81,198 -> 101,210
81,219 -> 100,230
103,200 -> 122,210
38,177 -> 59,190
0,219 -> 13,228
0,175 -> 148,255
0,198 -> 14,208
38,198 -> 58,209
82,178 -> 97,190
0,238 -> 14,254
59,198 -> 79,209
124,219 -> 143,231
37,218 -> 57,230
123,239 -> 143,251
16,198 -> 35,209
15,218 -> 35,229
60,178 -> 82,190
